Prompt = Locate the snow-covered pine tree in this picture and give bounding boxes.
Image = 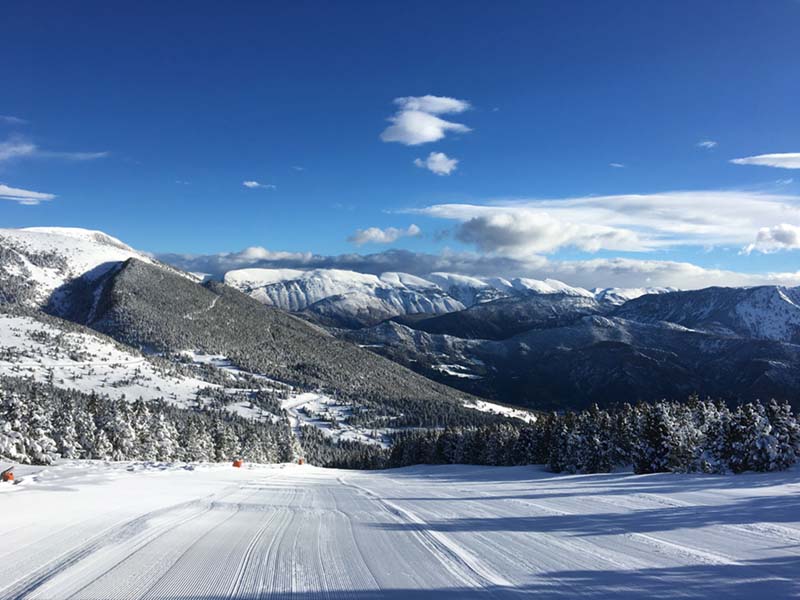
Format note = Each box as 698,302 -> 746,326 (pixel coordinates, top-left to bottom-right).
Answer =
152,410 -> 180,462
51,397 -> 81,460
576,405 -> 614,473
20,391 -> 57,464
765,399 -> 799,470
92,428 -> 114,461
180,418 -> 215,462
727,402 -> 774,473
107,400 -> 137,461
548,412 -> 575,473
213,420 -> 241,461
632,403 -> 673,474
132,399 -> 158,461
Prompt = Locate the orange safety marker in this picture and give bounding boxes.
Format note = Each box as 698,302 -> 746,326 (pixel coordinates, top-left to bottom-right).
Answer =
232,459 -> 243,468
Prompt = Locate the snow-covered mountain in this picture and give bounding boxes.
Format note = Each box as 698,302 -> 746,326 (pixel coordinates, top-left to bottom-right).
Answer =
593,286 -> 678,306
8,226 -> 800,413
0,227 -> 158,309
616,285 -> 800,342
223,268 -> 465,327
223,267 -> 672,328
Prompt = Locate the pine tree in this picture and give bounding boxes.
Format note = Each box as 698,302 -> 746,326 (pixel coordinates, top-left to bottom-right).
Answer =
633,403 -> 673,474
21,393 -> 57,464
52,398 -> 81,460
93,428 -> 114,460
765,399 -> 799,470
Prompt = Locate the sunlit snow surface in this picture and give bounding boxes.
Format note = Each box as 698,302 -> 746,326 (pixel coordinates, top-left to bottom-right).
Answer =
0,314 -> 214,406
2,462 -> 798,599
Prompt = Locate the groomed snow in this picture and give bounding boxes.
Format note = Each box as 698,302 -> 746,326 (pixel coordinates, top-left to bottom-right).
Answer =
1,462 -> 798,599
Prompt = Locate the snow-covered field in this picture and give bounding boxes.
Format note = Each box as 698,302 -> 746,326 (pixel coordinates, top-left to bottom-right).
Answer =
2,462 -> 798,599
0,314 -> 215,406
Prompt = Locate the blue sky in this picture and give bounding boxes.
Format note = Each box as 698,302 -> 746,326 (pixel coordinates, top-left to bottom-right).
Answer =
2,1 -> 800,288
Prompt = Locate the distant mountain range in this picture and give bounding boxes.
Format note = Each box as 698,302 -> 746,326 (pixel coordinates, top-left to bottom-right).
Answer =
219,261 -> 800,410
3,226 -> 800,414
222,266 -> 675,328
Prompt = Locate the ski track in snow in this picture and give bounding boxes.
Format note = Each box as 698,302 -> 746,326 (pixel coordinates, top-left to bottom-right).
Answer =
2,462 -> 799,599
183,295 -> 219,321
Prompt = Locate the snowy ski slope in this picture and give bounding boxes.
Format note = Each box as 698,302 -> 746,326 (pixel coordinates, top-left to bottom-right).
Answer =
2,462 -> 798,599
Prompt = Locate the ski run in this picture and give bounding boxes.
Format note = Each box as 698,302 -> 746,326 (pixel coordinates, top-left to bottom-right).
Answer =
2,461 -> 798,599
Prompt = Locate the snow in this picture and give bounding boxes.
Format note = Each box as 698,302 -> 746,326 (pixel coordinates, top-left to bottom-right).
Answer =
0,227 -> 156,306
2,461 -> 798,599
433,363 -> 483,379
380,271 -> 439,289
594,286 -> 678,305
225,399 -> 281,423
224,267 -> 311,286
282,392 -> 389,446
0,314 -> 215,406
180,351 -> 283,388
225,267 -> 465,319
463,400 -> 538,423
225,267 -> 684,326
734,286 -> 800,341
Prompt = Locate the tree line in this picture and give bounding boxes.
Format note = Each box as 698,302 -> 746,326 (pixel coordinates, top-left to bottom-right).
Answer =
388,398 -> 800,474
3,373 -> 798,476
0,376 -> 298,465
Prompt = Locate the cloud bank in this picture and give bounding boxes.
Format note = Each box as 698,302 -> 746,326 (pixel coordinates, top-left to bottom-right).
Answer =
412,190 -> 800,256
158,245 -> 800,290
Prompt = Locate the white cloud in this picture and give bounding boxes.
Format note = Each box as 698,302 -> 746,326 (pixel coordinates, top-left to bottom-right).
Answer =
697,140 -> 718,149
731,153 -> 800,169
414,190 -> 800,256
414,152 -> 458,176
243,180 -> 276,190
380,95 -> 471,146
0,138 -> 37,161
545,257 -> 800,289
0,115 -> 28,125
0,137 -> 107,162
609,162 -> 625,168
37,150 -> 109,161
393,95 -> 470,115
348,224 -> 422,245
743,224 -> 800,254
0,183 -> 56,205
